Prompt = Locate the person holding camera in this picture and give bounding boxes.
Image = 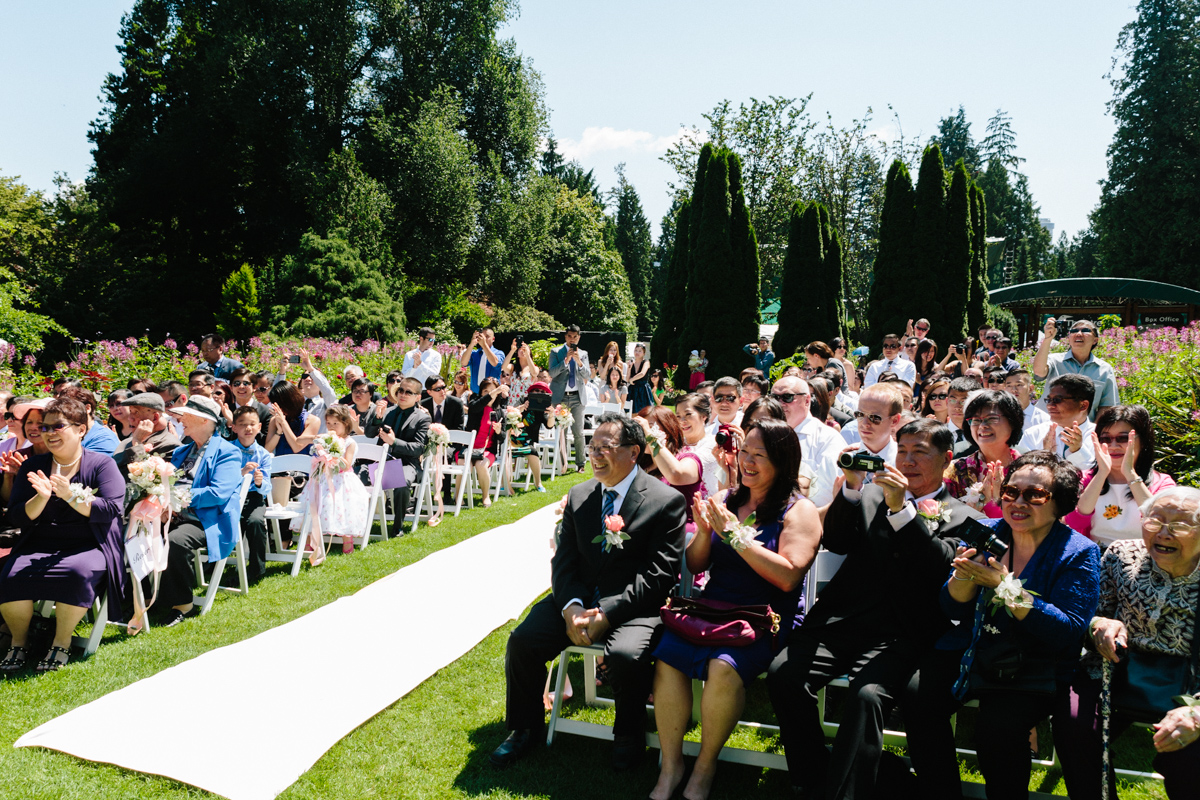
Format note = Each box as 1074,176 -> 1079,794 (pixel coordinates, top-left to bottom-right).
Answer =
1054,487 -> 1200,799
901,451 -> 1100,800
768,419 -> 981,799
850,383 -> 904,471
1032,317 -> 1119,422
402,327 -> 443,387
549,325 -> 592,472
458,327 -> 504,395
744,336 -> 776,374
505,338 -> 538,406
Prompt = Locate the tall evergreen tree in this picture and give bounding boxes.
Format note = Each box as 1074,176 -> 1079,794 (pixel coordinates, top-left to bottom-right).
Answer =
820,205 -> 847,342
1014,239 -> 1031,284
727,152 -> 762,363
772,201 -> 808,359
774,202 -> 824,356
680,148 -> 736,380
612,164 -> 656,333
967,184 -> 991,334
910,145 -> 947,337
868,160 -> 916,348
677,144 -> 713,367
931,106 -> 982,176
651,199 -> 690,369
1094,0 -> 1200,285
939,159 -> 973,345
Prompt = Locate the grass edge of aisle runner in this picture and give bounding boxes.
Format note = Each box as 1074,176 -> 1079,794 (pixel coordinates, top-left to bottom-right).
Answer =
0,464 -> 1168,800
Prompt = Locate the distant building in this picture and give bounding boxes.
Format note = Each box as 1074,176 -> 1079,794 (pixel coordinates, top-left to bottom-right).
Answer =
1039,217 -> 1055,239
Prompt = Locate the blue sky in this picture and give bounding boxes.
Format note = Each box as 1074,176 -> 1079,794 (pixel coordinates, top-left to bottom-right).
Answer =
2,1 -> 1136,243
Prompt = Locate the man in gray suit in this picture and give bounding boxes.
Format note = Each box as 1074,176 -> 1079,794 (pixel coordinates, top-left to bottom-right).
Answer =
491,413 -> 687,771
549,324 -> 592,472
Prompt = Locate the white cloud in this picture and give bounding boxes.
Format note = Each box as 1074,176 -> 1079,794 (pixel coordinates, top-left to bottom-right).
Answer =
557,126 -> 706,161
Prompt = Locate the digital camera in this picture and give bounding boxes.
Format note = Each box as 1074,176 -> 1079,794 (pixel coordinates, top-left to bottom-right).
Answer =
714,424 -> 737,453
958,518 -> 1010,562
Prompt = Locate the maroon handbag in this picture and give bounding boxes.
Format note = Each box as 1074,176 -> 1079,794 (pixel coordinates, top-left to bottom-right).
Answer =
660,592 -> 780,647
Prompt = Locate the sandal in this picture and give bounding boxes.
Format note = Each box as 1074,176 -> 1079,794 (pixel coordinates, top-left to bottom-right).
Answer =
36,645 -> 70,673
0,645 -> 28,674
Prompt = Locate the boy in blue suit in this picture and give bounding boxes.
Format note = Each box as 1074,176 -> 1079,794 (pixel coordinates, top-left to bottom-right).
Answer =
230,406 -> 273,582
157,396 -> 244,626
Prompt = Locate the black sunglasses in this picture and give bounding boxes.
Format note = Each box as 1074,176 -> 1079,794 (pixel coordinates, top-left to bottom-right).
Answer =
926,392 -> 949,402
387,377 -> 401,384
37,422 -> 72,433
231,380 -> 252,387
430,384 -> 447,392
854,411 -> 885,425
713,394 -> 738,403
771,392 -> 809,404
397,389 -> 420,397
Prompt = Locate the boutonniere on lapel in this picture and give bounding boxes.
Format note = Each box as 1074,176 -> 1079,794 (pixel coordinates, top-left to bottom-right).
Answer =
916,499 -> 952,531
593,514 -> 630,553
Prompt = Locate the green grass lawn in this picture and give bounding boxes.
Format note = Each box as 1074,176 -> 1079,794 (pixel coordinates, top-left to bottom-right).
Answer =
0,466 -> 1170,799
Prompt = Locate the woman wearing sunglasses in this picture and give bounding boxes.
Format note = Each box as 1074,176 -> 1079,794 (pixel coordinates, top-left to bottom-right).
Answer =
0,398 -> 128,674
1064,405 -> 1176,550
903,451 -> 1101,799
944,390 -> 1025,517
919,376 -> 952,424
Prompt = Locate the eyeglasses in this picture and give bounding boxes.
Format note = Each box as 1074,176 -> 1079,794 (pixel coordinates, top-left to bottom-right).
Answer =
985,335 -> 998,341
231,380 -> 252,387
2,413 -> 12,421
999,485 -> 1053,505
352,389 -> 371,396
1043,395 -> 1073,407
713,394 -> 738,403
387,377 -> 401,384
454,379 -> 466,385
948,397 -> 967,406
905,343 -> 918,349
882,343 -> 900,351
1097,433 -> 1131,445
397,389 -> 420,397
967,416 -> 1004,428
37,423 -> 72,433
1143,518 -> 1200,536
254,386 -> 269,393
1070,327 -> 1096,335
188,383 -> 208,391
854,411 -> 885,425
771,392 -> 810,404
430,385 -> 447,392
587,443 -> 626,457
927,392 -> 949,402
915,325 -> 929,332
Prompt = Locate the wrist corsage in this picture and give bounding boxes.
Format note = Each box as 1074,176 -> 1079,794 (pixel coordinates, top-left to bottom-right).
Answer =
990,573 -> 1039,617
68,484 -> 97,507
723,513 -> 758,552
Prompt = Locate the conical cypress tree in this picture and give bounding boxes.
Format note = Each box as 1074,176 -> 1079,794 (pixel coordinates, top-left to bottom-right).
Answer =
821,211 -> 847,342
675,144 -> 713,368
773,201 -> 808,359
727,152 -> 761,369
868,160 -> 916,351
651,197 -> 691,370
967,183 -> 991,333
1014,239 -> 1031,284
912,144 -> 948,339
679,148 -> 734,382
940,159 -> 973,345
774,202 -> 826,357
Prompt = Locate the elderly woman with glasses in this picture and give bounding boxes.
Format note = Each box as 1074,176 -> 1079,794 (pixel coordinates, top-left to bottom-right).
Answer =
0,398 -> 127,673
944,390 -> 1025,517
1032,317 -> 1119,422
347,377 -> 387,436
1054,487 -> 1200,799
1064,404 -> 1177,550
902,451 -> 1100,800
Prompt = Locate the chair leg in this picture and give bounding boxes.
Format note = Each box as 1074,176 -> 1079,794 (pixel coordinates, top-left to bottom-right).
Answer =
196,557 -> 227,615
548,650 -> 570,745
235,537 -> 249,595
80,593 -> 108,656
291,515 -> 309,577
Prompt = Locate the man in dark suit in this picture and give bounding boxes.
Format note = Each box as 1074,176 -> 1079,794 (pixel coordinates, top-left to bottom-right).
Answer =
491,413 -> 687,771
377,376 -> 430,528
421,375 -> 464,502
767,419 -> 983,799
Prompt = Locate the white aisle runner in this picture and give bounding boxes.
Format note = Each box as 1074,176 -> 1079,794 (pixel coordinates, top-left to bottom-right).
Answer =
16,502 -> 561,800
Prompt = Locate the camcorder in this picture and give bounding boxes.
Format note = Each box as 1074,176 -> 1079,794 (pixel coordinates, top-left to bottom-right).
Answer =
836,451 -> 885,472
958,517 -> 1010,562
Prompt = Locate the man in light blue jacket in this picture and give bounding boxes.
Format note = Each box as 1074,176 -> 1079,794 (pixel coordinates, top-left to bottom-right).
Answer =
549,325 -> 592,471
157,396 -> 244,626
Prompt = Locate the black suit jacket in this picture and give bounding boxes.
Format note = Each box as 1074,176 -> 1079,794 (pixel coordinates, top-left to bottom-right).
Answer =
377,404 -> 430,478
552,469 -> 687,629
805,484 -> 983,647
421,395 -> 465,431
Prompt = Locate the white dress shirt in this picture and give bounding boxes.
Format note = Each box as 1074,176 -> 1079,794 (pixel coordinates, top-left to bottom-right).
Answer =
842,483 -> 942,531
402,346 -> 443,387
1023,403 -> 1050,430
1017,419 -> 1096,467
837,389 -> 859,412
864,357 -> 917,387
793,414 -> 846,508
840,419 -> 862,446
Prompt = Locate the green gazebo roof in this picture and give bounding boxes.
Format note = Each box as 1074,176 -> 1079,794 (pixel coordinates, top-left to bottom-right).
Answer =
989,278 -> 1200,305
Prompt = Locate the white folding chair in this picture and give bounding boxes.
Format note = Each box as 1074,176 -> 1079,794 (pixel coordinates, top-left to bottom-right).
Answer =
265,454 -> 314,577
351,442 -> 389,547
403,453 -> 436,532
804,549 -> 846,614
623,399 -> 633,415
488,435 -> 509,502
535,424 -> 563,479
351,434 -> 373,445
436,429 -> 477,516
193,473 -> 254,615
598,402 -> 623,416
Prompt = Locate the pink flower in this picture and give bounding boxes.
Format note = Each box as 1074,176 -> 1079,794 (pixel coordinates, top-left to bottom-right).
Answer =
558,494 -> 569,513
917,499 -> 940,517
605,514 -> 625,533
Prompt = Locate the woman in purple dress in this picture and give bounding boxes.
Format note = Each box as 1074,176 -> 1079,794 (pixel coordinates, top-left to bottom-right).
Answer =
0,397 -> 128,673
649,419 -> 822,800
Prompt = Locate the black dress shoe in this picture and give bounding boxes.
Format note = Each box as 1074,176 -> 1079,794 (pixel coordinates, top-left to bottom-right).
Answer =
611,733 -> 645,771
490,729 -> 540,768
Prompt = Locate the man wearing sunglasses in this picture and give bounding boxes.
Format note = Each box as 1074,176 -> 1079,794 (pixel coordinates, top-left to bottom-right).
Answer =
226,367 -> 271,441
773,376 -> 843,507
377,376 -> 430,525
1032,317 -> 1118,422
973,327 -> 1001,360
864,334 -> 916,388
905,317 -> 931,343
850,384 -> 903,471
769,418 -> 982,799
403,327 -> 444,387
704,377 -> 743,435
1017,374 -> 1096,467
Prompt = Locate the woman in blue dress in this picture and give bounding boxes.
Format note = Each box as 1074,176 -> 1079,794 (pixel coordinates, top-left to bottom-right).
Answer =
650,418 -> 822,800
627,343 -> 654,414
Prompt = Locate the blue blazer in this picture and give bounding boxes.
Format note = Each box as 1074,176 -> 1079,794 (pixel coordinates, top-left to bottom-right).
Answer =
172,435 -> 243,560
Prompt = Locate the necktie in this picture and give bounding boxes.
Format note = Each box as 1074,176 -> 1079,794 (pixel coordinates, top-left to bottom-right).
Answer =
887,360 -> 894,370
435,404 -> 442,423
304,398 -> 314,412
569,353 -> 577,387
602,489 -> 617,521
956,428 -> 965,443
